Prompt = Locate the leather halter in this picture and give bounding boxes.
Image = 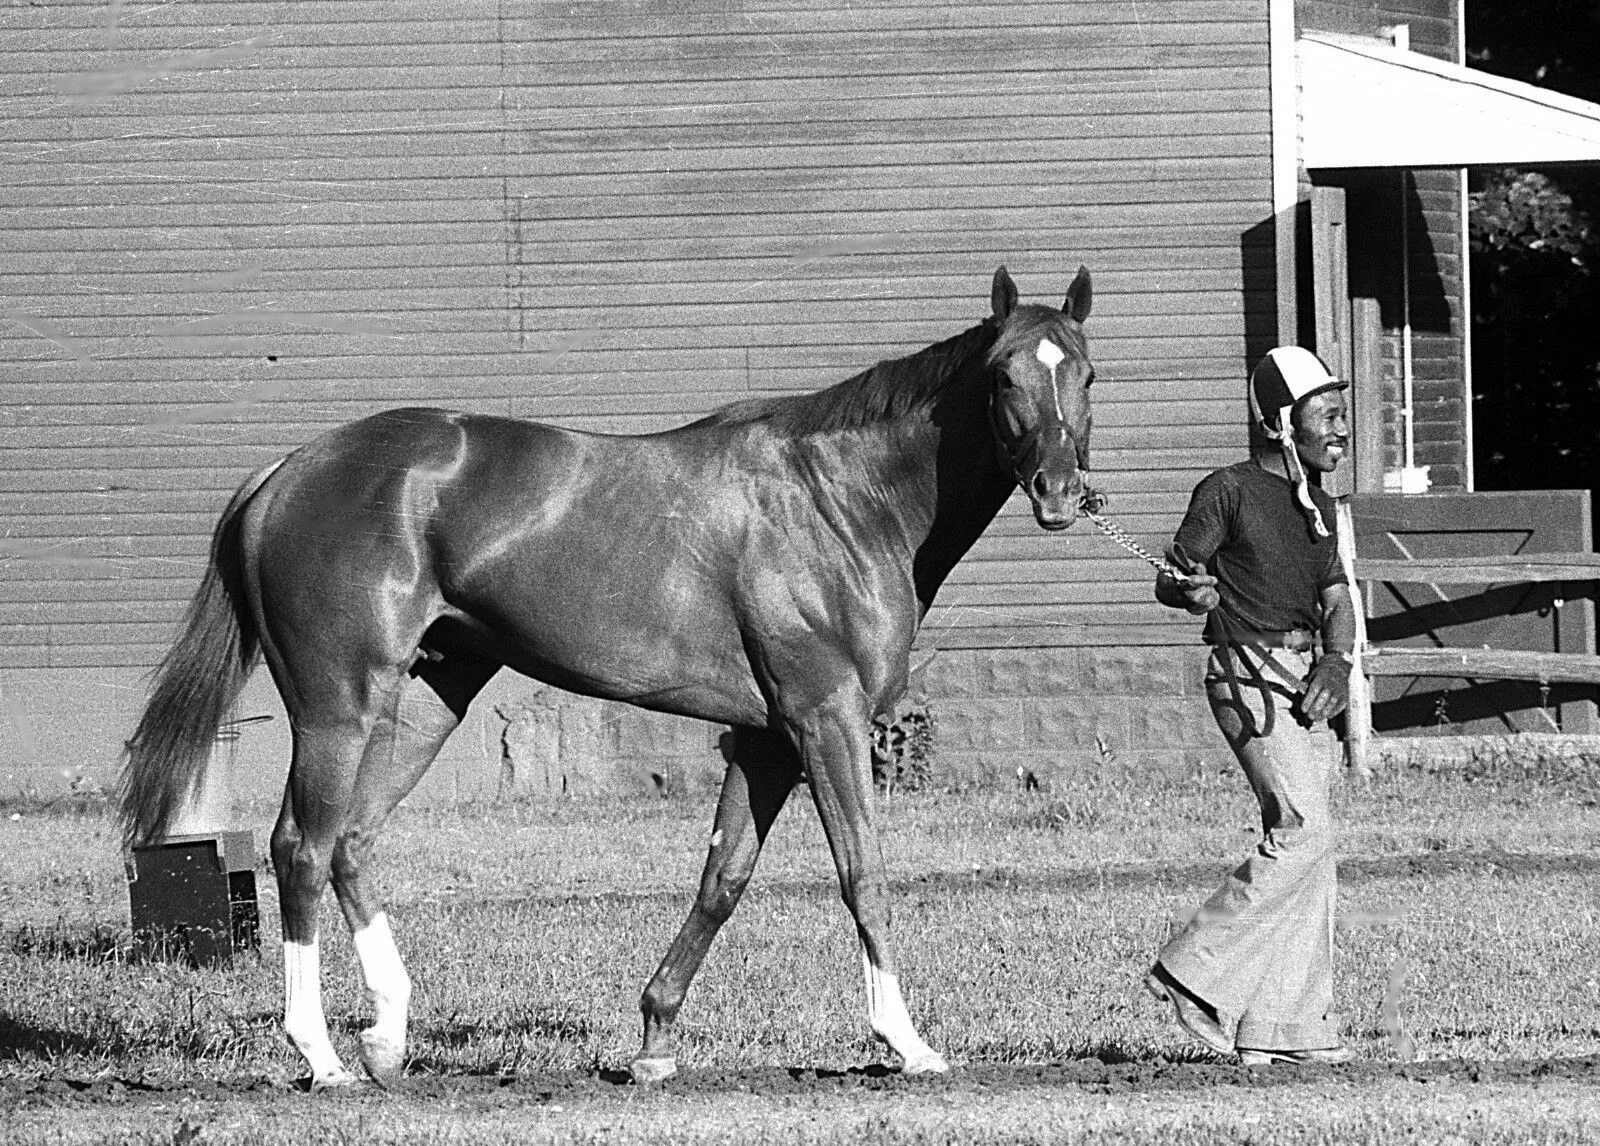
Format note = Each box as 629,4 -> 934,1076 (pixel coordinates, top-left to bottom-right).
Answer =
987,378 -> 1084,490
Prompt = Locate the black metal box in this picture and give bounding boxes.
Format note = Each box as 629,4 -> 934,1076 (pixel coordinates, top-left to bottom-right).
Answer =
128,831 -> 261,967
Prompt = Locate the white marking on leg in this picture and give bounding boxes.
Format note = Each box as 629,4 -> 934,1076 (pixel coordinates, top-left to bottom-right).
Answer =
1035,338 -> 1066,419
354,913 -> 411,1048
860,946 -> 949,1074
283,938 -> 355,1087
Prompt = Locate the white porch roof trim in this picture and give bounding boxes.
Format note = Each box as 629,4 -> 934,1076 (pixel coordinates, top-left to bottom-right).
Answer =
1298,31 -> 1600,169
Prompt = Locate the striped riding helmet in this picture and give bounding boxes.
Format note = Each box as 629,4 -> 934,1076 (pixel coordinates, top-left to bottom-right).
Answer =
1249,346 -> 1347,539
1248,346 -> 1347,441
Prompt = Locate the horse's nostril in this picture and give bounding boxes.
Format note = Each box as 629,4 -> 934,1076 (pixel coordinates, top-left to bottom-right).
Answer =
1032,470 -> 1065,499
1031,467 -> 1084,504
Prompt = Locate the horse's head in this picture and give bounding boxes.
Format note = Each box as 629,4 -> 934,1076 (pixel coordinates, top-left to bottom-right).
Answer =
985,265 -> 1094,531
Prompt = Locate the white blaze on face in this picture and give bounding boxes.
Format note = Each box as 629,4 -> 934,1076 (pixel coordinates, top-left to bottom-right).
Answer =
1035,339 -> 1066,419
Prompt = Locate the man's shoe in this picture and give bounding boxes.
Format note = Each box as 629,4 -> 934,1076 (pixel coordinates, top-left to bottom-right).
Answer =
1236,1045 -> 1354,1066
1142,964 -> 1234,1056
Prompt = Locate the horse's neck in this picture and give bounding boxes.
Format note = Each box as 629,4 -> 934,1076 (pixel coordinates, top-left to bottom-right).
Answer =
851,376 -> 1013,611
763,332 -> 1010,608
915,418 -> 1014,611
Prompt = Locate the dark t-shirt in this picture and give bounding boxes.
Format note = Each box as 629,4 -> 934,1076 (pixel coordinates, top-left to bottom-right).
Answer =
1171,460 -> 1346,635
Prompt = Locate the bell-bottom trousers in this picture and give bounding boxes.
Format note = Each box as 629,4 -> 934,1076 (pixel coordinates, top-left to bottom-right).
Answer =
1156,645 -> 1342,1052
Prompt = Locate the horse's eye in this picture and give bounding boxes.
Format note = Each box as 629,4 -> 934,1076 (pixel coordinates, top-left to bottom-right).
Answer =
1085,370 -> 1096,388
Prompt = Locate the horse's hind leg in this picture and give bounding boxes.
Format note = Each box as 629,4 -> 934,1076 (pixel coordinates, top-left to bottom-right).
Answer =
273,654 -> 495,1090
632,726 -> 801,1083
328,655 -> 498,1088
273,714 -> 377,1090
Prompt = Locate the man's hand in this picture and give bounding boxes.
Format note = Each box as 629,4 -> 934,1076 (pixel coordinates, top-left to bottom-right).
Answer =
1302,652 -> 1351,722
1155,563 -> 1220,615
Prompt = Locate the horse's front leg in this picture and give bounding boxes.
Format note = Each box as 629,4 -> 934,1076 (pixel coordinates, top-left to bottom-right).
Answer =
793,687 -> 949,1075
632,728 -> 800,1083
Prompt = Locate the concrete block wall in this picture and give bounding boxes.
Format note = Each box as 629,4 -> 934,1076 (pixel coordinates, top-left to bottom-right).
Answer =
0,646 -> 1227,809
916,645 -> 1225,789
485,687 -> 729,804
426,645 -> 1231,802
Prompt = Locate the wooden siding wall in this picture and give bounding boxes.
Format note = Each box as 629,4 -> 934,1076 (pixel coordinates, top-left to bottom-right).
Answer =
1298,0 -> 1468,489
1,0 -> 1273,671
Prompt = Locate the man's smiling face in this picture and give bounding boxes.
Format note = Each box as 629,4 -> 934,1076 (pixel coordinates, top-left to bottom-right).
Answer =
1291,389 -> 1349,474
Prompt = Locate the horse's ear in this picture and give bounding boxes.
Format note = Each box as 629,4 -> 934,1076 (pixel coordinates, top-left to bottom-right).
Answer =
991,265 -> 1018,321
1063,265 -> 1092,323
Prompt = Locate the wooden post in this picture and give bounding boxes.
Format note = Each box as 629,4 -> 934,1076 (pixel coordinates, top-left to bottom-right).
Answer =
1351,297 -> 1386,494
1335,499 -> 1373,779
1312,184 -> 1354,502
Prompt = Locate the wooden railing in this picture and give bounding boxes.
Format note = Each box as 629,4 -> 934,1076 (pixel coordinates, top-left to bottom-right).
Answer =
1336,504 -> 1600,775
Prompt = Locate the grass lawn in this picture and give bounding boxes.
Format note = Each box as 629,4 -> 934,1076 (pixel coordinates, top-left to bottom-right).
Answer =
3,746 -> 1600,1142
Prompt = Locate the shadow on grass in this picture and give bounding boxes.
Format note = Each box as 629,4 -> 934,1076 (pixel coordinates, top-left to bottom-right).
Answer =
402,1008 -> 607,1079
8,923 -> 126,965
398,1054 -> 639,1088
0,1013 -> 118,1062
9,920 -> 277,976
421,1009 -> 596,1049
786,1062 -> 899,1081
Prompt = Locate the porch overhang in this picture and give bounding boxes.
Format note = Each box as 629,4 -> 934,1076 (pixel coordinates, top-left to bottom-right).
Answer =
1298,32 -> 1600,169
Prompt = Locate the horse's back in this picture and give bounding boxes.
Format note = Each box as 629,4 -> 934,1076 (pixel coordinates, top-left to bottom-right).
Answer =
246,407 -> 769,720
242,403 -> 914,726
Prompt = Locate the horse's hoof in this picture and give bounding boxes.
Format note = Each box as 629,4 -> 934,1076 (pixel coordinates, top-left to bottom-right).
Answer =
309,1067 -> 361,1092
629,1055 -> 678,1084
359,1032 -> 407,1090
900,1049 -> 950,1076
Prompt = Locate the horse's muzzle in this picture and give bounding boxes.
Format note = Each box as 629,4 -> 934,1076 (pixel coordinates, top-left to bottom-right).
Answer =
1028,467 -> 1082,531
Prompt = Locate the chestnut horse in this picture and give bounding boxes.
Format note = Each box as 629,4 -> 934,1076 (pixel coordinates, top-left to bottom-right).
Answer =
120,265 -> 1095,1087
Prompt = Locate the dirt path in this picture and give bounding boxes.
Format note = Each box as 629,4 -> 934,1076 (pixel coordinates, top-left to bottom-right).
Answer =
8,1053 -> 1600,1111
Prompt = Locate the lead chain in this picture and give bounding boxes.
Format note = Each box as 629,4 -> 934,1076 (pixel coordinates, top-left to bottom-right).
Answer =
1084,509 -> 1183,579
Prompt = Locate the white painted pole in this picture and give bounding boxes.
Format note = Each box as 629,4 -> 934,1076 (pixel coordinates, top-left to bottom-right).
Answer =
166,717 -> 238,836
1336,500 -> 1374,780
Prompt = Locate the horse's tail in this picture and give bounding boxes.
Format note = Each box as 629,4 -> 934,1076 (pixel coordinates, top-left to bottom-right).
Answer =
118,461 -> 282,850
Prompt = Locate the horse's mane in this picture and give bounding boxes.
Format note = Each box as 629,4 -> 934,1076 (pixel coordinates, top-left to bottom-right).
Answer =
690,320 -> 998,437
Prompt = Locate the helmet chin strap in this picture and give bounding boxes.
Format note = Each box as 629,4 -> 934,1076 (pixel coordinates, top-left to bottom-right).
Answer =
1269,403 -> 1331,539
